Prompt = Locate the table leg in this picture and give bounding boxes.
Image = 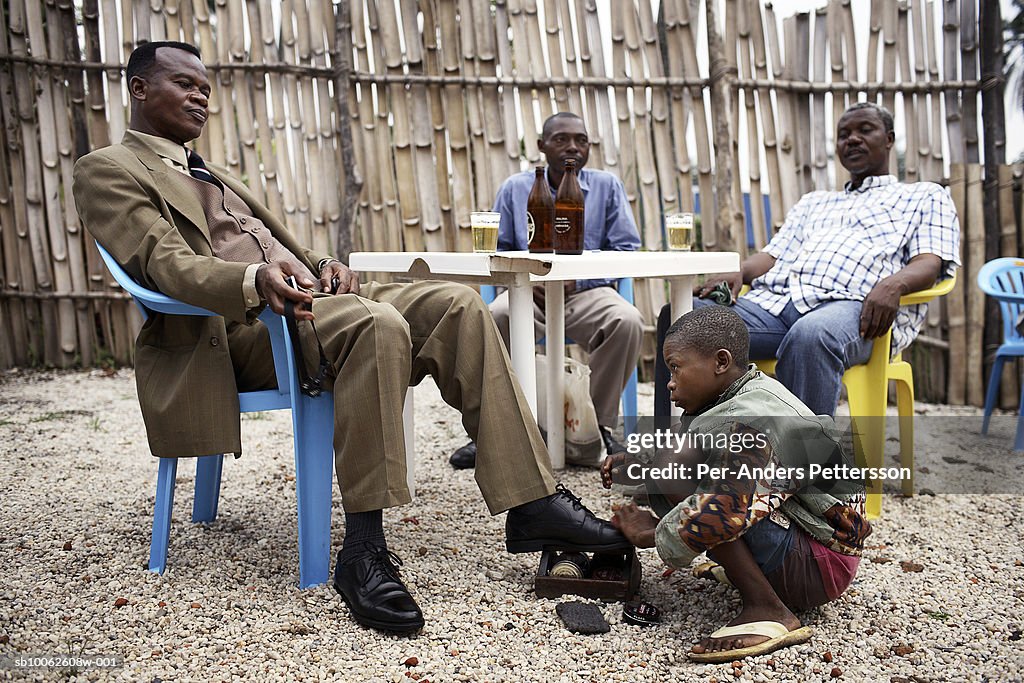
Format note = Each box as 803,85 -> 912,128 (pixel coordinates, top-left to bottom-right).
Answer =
508,273 -> 537,418
669,276 -> 693,318
668,277 -> 695,418
545,281 -> 566,469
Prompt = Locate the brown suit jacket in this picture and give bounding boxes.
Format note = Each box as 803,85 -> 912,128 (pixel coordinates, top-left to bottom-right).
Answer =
73,131 -> 331,457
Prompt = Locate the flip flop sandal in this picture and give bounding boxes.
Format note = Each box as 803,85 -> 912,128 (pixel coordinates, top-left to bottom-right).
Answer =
687,621 -> 813,663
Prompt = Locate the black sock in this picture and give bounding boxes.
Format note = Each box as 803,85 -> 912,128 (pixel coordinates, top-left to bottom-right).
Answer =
339,510 -> 386,562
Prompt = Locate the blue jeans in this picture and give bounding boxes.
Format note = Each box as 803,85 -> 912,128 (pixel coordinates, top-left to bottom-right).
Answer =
654,297 -> 874,417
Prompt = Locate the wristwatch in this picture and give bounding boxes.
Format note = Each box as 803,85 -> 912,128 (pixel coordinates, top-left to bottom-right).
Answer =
317,258 -> 339,274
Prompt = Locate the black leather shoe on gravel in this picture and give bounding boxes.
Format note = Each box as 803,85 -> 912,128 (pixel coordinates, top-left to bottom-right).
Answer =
504,484 -> 631,553
333,544 -> 424,634
448,440 -> 477,469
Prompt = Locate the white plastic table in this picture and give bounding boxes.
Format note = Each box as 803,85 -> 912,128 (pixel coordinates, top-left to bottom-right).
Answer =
349,250 -> 741,468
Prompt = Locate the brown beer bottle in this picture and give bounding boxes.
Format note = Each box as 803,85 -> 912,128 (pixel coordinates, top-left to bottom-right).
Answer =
553,158 -> 584,255
527,166 -> 554,253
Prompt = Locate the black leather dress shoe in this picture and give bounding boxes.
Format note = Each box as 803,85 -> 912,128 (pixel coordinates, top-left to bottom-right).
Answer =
600,426 -> 626,455
505,484 -> 631,553
449,440 -> 477,469
333,544 -> 424,634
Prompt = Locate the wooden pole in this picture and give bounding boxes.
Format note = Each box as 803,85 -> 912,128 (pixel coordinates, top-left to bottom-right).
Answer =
965,162 -> 985,406
997,165 -> 1019,408
749,0 -> 782,233
332,0 -> 362,261
960,0 -> 980,165
11,0 -> 61,365
440,0 -> 472,252
812,7 -> 829,189
946,162 -> 967,405
706,0 -> 740,251
0,0 -> 29,365
980,0 -> 1006,407
766,5 -> 799,214
943,0 -> 964,165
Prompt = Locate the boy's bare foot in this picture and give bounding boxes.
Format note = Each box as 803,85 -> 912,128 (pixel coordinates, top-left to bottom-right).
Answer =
690,603 -> 803,656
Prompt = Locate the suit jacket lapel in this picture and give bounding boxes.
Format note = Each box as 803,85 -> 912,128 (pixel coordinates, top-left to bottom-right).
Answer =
121,131 -> 212,245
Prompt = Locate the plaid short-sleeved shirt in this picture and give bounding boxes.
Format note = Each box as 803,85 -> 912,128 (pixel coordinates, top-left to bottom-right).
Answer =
744,175 -> 961,354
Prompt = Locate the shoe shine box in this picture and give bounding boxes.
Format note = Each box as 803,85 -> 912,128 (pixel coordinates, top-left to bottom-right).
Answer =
535,549 -> 641,601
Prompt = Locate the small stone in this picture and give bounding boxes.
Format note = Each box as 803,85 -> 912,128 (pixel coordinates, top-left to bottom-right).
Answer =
0,635 -> 8,644
870,557 -> 892,564
418,547 -> 428,557
830,667 -> 842,678
190,602 -> 201,609
401,517 -> 420,525
158,601 -> 167,607
403,657 -> 419,667
114,597 -> 128,608
892,645 -> 914,656
62,541 -> 72,551
899,561 -> 924,573
822,651 -> 833,663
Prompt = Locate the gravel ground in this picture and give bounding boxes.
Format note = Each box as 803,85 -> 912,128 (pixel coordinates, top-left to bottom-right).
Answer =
1,368 -> 1022,682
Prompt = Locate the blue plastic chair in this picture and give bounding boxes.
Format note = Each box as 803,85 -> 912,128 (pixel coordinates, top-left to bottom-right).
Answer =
978,257 -> 1024,452
479,278 -> 639,436
96,243 -> 334,588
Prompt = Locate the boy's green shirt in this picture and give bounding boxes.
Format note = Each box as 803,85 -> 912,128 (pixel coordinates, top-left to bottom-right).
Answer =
654,366 -> 872,569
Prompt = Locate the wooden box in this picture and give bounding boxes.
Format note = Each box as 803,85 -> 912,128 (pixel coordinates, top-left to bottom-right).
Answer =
534,549 -> 641,601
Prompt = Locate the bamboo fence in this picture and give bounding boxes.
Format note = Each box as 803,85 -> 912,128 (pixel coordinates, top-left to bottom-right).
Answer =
0,0 -> 1019,409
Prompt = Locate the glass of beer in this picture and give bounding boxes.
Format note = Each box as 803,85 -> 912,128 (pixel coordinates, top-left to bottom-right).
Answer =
666,213 -> 694,251
471,211 -> 500,253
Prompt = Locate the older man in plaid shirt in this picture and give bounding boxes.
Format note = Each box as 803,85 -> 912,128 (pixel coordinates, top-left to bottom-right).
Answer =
655,102 -> 960,417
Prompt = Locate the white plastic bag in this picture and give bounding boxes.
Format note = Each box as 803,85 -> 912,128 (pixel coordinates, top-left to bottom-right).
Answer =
535,354 -> 603,466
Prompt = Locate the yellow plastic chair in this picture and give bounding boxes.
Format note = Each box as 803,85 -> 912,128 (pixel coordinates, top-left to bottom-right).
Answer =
751,274 -> 956,518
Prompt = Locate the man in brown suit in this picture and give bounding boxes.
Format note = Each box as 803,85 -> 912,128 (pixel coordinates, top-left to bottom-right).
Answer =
74,41 -> 627,634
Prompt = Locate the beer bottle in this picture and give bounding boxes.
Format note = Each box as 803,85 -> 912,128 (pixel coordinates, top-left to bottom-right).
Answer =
527,166 -> 554,253
553,158 -> 584,255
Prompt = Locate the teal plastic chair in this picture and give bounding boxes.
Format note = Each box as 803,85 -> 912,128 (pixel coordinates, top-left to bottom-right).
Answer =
96,243 -> 334,588
978,257 -> 1024,451
479,278 -> 639,435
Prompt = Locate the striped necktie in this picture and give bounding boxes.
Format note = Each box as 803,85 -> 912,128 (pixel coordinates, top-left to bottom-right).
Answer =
186,149 -> 223,190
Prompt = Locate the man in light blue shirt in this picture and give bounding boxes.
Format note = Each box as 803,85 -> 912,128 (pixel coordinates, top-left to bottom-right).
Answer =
449,113 -> 644,469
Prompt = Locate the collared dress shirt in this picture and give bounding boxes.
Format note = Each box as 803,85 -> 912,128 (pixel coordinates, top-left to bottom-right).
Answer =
743,174 -> 961,354
131,131 -> 263,308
